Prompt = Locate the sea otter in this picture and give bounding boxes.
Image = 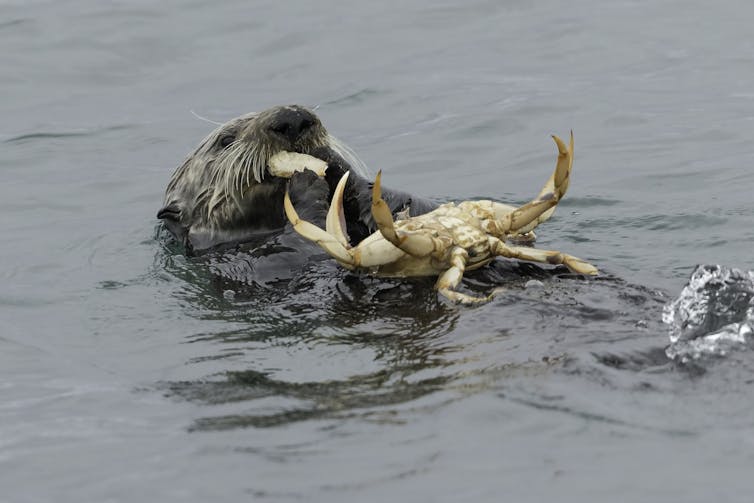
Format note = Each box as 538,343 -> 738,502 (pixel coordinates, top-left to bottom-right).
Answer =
158,105 -> 437,253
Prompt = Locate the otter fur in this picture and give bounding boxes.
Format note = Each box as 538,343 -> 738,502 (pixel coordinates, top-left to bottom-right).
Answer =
158,105 -> 436,253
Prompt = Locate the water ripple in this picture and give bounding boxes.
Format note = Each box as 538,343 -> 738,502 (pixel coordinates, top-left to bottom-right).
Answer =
3,124 -> 134,144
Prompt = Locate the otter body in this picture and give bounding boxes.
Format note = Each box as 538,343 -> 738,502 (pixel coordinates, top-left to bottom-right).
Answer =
158,105 -> 436,253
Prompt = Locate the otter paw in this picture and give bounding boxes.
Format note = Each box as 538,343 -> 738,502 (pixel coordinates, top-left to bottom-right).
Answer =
287,170 -> 331,227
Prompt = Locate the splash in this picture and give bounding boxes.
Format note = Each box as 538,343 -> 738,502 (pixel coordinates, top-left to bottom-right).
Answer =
663,265 -> 754,361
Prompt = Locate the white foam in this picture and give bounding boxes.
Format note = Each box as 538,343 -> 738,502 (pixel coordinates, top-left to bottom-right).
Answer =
663,265 -> 754,361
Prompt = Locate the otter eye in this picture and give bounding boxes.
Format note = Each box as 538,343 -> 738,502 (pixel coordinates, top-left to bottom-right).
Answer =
219,134 -> 236,148
270,123 -> 290,137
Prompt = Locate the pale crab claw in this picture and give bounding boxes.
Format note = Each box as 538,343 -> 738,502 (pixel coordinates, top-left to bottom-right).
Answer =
284,171 -> 406,269
371,171 -> 439,258
284,185 -> 354,265
494,132 -> 574,236
325,171 -> 350,249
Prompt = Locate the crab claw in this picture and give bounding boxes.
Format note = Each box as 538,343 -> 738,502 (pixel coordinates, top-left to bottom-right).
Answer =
325,171 -> 350,249
495,132 -> 574,236
546,131 -> 573,199
371,171 -> 439,258
371,171 -> 401,245
284,186 -> 354,266
286,171 -> 408,269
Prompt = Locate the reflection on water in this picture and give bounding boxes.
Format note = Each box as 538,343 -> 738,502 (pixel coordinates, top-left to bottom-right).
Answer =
157,235 -> 459,430
154,233 -> 671,432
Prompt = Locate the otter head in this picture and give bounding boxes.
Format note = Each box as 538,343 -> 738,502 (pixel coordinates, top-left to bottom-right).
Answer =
158,105 -> 366,252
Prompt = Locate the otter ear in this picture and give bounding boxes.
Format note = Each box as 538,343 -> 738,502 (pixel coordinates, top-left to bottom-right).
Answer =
157,202 -> 182,221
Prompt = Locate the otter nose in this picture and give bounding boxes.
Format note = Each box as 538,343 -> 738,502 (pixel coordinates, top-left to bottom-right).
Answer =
267,107 -> 318,144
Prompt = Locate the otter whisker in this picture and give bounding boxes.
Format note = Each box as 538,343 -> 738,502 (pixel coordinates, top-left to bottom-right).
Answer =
189,109 -> 223,126
328,134 -> 370,177
244,148 -> 254,190
233,144 -> 248,194
214,142 -> 245,211
252,146 -> 266,184
238,153 -> 247,194
234,148 -> 248,201
245,147 -> 254,185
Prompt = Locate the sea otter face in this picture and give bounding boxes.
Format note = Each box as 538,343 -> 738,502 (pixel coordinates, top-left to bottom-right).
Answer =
208,105 -> 329,185
158,105 -> 366,252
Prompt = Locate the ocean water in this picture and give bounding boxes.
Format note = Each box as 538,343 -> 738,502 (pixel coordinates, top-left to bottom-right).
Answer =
3,0 -> 754,501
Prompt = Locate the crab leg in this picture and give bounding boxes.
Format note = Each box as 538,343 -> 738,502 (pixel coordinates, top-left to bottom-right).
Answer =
436,247 -> 494,304
371,171 -> 442,258
495,132 -> 574,236
488,237 -> 598,275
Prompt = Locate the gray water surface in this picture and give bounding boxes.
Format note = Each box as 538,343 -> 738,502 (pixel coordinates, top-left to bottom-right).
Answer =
3,1 -> 754,501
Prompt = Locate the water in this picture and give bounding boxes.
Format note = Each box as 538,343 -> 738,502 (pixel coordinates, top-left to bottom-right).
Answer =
3,0 -> 754,501
664,265 -> 754,361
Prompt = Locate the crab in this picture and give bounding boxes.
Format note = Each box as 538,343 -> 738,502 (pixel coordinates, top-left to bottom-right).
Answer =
283,132 -> 598,304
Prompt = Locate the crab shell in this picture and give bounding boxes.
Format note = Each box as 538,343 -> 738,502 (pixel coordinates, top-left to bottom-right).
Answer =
285,132 -> 598,304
